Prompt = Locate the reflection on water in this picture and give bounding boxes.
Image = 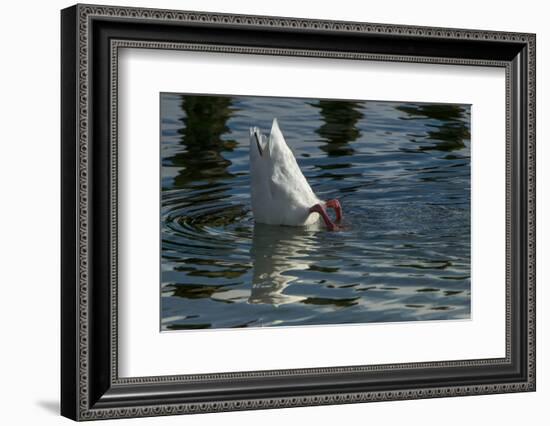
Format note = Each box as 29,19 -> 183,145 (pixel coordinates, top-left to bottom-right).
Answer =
250,224 -> 314,306
167,96 -> 235,187
313,100 -> 363,157
396,104 -> 470,152
161,94 -> 471,330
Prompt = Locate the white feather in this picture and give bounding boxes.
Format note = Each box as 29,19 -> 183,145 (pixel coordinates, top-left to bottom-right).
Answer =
250,118 -> 321,226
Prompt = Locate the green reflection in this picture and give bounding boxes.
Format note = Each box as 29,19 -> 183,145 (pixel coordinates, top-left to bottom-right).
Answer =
397,103 -> 470,152
166,95 -> 236,187
312,100 -> 364,157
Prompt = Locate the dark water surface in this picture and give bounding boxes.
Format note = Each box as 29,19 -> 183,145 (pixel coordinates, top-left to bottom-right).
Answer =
160,94 -> 471,330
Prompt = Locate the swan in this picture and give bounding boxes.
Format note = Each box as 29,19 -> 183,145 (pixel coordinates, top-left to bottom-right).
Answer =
249,118 -> 342,230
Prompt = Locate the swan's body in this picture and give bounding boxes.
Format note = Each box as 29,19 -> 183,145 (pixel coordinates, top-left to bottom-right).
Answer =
249,118 -> 342,229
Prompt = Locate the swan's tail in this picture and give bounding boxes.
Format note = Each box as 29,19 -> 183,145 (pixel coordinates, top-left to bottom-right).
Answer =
250,126 -> 268,158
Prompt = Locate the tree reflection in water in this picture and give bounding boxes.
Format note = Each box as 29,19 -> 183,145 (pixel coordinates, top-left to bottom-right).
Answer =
166,96 -> 236,188
397,103 -> 470,152
312,100 -> 364,157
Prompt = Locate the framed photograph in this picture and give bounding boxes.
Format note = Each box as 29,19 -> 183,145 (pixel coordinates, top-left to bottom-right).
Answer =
61,4 -> 536,421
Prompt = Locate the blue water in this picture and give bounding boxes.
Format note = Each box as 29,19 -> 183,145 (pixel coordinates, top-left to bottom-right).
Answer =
160,93 -> 471,330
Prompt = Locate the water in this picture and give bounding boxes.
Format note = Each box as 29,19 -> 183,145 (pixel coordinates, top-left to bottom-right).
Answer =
160,93 -> 471,330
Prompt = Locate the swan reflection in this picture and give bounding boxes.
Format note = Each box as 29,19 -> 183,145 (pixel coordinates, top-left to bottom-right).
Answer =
249,223 -> 319,306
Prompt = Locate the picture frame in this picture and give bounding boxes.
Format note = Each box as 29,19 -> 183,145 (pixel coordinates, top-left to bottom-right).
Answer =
61,3 -> 536,421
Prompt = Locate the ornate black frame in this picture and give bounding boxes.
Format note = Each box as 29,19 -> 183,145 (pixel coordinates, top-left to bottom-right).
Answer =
61,3 -> 536,421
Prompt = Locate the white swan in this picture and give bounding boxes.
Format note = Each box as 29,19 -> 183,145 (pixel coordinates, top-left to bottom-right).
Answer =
249,118 -> 342,230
